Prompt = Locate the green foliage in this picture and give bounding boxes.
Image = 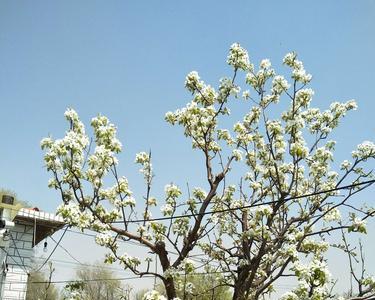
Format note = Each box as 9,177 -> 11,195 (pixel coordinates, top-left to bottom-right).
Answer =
180,273 -> 232,300
155,273 -> 232,300
62,262 -> 131,300
26,269 -> 59,300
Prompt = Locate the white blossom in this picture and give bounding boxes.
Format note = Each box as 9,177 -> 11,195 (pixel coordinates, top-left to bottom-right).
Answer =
142,290 -> 167,300
227,43 -> 251,71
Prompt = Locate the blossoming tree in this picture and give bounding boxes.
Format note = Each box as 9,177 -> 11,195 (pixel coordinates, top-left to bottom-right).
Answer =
42,44 -> 375,300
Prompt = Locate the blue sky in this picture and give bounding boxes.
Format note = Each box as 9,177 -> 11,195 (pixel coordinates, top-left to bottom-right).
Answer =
1,0 -> 375,295
1,0 -> 374,211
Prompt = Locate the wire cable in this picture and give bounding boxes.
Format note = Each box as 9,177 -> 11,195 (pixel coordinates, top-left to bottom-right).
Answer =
49,235 -> 83,266
25,271 -> 297,287
30,274 -> 154,285
11,179 -> 373,274
110,179 -> 375,224
32,257 -> 129,272
5,179 -> 374,277
35,226 -> 68,272
6,179 -> 375,226
9,233 -> 29,274
0,247 -> 25,273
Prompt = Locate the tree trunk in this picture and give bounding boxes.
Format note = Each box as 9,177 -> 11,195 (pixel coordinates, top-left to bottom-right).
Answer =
155,241 -> 177,299
232,268 -> 254,300
232,282 -> 249,300
164,277 -> 177,299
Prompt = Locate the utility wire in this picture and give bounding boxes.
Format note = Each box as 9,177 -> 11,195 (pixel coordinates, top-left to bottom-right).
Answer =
67,228 -> 211,265
67,228 -> 206,256
49,235 -> 83,265
62,228 -> 209,263
32,227 -> 211,274
0,247 -> 27,273
28,226 -> 208,270
6,179 -> 374,275
32,257 -> 130,273
35,226 -> 68,272
7,179 -> 373,272
110,179 -> 375,224
30,275 -> 154,285
6,179 -> 374,227
26,271 -> 297,288
4,179 -> 372,296
9,233 -> 29,274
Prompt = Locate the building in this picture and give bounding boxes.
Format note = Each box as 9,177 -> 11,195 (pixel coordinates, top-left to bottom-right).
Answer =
0,195 -> 64,300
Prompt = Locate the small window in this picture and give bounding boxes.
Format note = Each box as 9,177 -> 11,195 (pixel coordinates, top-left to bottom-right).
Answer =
1,195 -> 14,205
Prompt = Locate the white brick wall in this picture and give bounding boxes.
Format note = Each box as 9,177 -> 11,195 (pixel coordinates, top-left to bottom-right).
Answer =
1,223 -> 34,300
2,266 -> 28,300
0,210 -> 64,300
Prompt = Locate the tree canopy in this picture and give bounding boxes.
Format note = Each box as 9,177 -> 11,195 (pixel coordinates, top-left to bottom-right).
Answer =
61,262 -> 130,300
42,43 -> 375,300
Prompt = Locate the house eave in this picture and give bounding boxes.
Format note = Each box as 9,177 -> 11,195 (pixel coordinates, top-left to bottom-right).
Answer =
14,208 -> 65,246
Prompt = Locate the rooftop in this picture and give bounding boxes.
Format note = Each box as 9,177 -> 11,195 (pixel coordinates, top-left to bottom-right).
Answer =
14,208 -> 65,246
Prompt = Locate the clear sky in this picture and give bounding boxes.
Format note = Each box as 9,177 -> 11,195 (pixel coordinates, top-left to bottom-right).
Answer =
1,0 -> 375,297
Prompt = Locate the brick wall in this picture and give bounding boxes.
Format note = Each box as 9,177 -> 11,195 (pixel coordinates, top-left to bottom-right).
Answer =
1,222 -> 34,300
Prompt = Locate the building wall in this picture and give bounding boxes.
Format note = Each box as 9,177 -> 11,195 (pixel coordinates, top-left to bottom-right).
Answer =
0,222 -> 33,300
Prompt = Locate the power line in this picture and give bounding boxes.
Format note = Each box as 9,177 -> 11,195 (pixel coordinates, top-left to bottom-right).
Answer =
3,208 -> 208,264
110,179 -> 375,224
64,228 -> 209,262
28,225 -> 208,274
35,226 -> 68,272
33,227 -> 210,273
4,180 -> 372,295
49,235 -> 83,265
26,270 -> 298,289
0,240 -> 301,290
29,271 -> 233,285
9,233 -> 29,274
6,179 -> 374,229
32,257 -> 130,273
0,247 -> 27,273
4,179 -> 374,275
29,275 -> 154,285
7,180 -> 374,266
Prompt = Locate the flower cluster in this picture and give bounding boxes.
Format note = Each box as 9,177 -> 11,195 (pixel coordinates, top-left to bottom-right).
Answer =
142,290 -> 167,300
348,214 -> 367,234
286,258 -> 331,299
42,108 -> 89,177
95,232 -> 115,247
352,141 -> 375,160
227,43 -> 251,71
91,115 -> 122,153
135,151 -> 153,183
283,52 -> 312,84
184,71 -> 204,94
161,184 -> 181,216
246,59 -> 275,95
165,102 -> 220,151
323,206 -> 341,222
